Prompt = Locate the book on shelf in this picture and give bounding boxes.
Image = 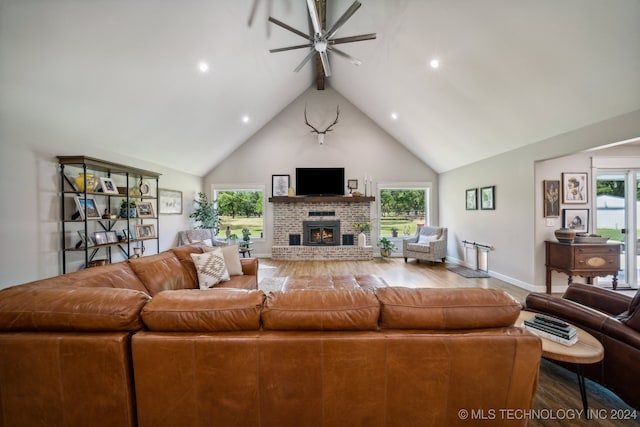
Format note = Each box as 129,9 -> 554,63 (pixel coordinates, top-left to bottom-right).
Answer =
524,324 -> 579,346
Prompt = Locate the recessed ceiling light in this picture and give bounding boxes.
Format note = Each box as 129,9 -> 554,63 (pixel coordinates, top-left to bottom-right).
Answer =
429,59 -> 440,69
198,61 -> 209,73
390,112 -> 398,120
242,115 -> 250,123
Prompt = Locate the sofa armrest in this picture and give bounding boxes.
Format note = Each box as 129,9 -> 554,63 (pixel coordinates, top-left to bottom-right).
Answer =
525,292 -> 610,333
240,257 -> 259,276
562,283 -> 630,316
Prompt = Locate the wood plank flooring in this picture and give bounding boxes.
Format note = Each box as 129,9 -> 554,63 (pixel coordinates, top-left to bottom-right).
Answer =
257,258 -> 637,427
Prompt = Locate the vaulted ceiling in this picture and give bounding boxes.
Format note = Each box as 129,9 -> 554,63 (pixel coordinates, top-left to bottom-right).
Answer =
1,0 -> 639,176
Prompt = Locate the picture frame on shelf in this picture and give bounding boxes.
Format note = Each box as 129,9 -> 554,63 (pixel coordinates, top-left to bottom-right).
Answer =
136,201 -> 155,218
272,174 -> 290,197
74,196 -> 101,220
93,231 -> 108,245
480,186 -> 495,210
98,177 -> 119,194
563,208 -> 589,233
77,230 -> 93,247
562,172 -> 588,203
347,179 -> 358,191
134,224 -> 156,240
543,180 -> 560,217
465,188 -> 477,210
158,188 -> 182,215
106,230 -> 118,243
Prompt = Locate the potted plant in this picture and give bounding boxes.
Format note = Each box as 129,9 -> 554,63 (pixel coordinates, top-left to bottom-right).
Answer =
391,227 -> 399,238
241,227 -> 251,248
120,199 -> 137,218
189,192 -> 219,241
378,237 -> 397,257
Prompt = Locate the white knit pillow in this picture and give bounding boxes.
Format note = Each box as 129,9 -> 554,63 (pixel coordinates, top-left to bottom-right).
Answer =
203,244 -> 244,276
418,234 -> 438,245
190,249 -> 230,289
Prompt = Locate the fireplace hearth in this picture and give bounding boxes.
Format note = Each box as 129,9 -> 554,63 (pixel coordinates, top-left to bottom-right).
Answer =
303,221 -> 340,246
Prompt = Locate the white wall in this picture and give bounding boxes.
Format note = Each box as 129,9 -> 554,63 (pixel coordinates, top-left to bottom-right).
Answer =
0,141 -> 201,289
440,109 -> 640,292
203,86 -> 438,256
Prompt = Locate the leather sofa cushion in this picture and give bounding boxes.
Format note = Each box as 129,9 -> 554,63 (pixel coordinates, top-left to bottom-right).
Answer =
129,251 -> 195,296
262,290 -> 380,330
170,245 -> 203,286
377,287 -> 520,330
0,286 -> 149,331
141,289 -> 264,331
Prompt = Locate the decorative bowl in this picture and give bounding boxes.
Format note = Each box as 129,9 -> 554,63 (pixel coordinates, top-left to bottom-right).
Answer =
554,228 -> 576,243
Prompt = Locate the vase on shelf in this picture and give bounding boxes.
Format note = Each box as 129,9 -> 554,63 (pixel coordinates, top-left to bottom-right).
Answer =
554,227 -> 576,243
358,232 -> 367,247
74,173 -> 97,192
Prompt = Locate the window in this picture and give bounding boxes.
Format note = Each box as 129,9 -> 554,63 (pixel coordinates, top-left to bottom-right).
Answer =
212,184 -> 265,242
377,183 -> 432,237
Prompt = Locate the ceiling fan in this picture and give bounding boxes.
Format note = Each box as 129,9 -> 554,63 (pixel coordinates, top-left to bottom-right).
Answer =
268,0 -> 376,81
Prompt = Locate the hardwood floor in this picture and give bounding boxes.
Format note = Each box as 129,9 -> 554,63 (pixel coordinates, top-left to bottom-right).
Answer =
257,258 -> 637,427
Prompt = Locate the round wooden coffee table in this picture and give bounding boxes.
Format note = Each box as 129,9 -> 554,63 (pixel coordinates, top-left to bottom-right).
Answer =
517,310 -> 604,418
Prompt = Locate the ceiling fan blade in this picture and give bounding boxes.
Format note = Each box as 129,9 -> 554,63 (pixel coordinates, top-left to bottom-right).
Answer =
328,46 -> 362,66
319,51 -> 332,76
270,43 -> 313,53
294,49 -> 318,72
329,33 -> 377,45
325,0 -> 362,40
306,0 -> 322,36
268,17 -> 311,40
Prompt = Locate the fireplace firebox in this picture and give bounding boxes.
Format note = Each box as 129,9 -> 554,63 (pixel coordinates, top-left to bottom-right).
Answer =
302,221 -> 340,246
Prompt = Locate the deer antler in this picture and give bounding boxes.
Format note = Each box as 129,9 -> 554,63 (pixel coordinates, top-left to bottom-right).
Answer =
304,104 -> 340,134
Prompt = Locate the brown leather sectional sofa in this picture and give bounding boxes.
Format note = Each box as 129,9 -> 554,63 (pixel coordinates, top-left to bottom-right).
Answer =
0,245 -> 542,427
525,283 -> 640,410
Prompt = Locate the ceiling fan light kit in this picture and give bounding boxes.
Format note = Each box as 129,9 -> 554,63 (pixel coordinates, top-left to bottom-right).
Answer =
268,0 -> 376,79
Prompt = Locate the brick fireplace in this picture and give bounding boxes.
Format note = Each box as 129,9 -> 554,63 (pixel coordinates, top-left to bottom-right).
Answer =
270,196 -> 374,260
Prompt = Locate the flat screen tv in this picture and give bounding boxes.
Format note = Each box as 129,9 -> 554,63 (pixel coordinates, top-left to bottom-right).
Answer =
296,167 -> 344,196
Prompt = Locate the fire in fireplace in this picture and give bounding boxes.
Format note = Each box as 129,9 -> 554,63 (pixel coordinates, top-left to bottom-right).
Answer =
302,221 -> 340,246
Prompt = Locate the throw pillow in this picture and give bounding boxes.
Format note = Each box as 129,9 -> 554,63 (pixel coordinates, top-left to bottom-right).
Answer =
203,244 -> 244,276
418,234 -> 438,245
190,249 -> 230,289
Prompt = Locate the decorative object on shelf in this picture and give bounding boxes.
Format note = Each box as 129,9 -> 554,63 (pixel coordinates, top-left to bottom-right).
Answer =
136,202 -> 155,218
74,173 -> 97,192
74,196 -> 101,220
93,231 -> 108,245
562,208 -> 589,233
120,199 -> 137,218
139,182 -> 150,196
562,172 -> 588,204
158,188 -> 182,215
288,187 -> 295,197
554,227 -> 577,243
135,224 -> 156,239
98,177 -> 119,194
272,174 -> 290,197
77,230 -> 93,247
378,237 -> 397,257
465,188 -> 477,210
480,186 -> 495,210
189,192 -> 219,238
352,191 -> 361,197
574,234 -> 609,244
347,179 -> 358,195
106,231 -> 118,243
543,180 -> 560,217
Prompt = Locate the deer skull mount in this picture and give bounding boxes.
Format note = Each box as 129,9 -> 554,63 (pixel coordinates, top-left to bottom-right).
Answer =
304,104 -> 340,145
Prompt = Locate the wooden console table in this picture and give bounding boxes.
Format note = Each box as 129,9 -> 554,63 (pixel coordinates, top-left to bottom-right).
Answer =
545,241 -> 621,293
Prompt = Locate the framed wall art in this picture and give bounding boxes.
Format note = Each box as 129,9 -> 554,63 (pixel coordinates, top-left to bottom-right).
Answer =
159,188 -> 182,215
480,186 -> 495,210
465,188 -> 477,210
543,180 -> 560,217
272,174 -> 290,197
563,208 -> 589,233
562,172 -> 588,203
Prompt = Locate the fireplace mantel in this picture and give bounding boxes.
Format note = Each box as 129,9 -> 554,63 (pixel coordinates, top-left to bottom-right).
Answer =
269,196 -> 375,203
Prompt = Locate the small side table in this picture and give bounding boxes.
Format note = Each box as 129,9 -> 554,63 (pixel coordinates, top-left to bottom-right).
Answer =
239,244 -> 253,258
517,310 -> 604,418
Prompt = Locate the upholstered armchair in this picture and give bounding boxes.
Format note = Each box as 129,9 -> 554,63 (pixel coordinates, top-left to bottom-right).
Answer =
403,226 -> 448,264
178,229 -> 217,246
